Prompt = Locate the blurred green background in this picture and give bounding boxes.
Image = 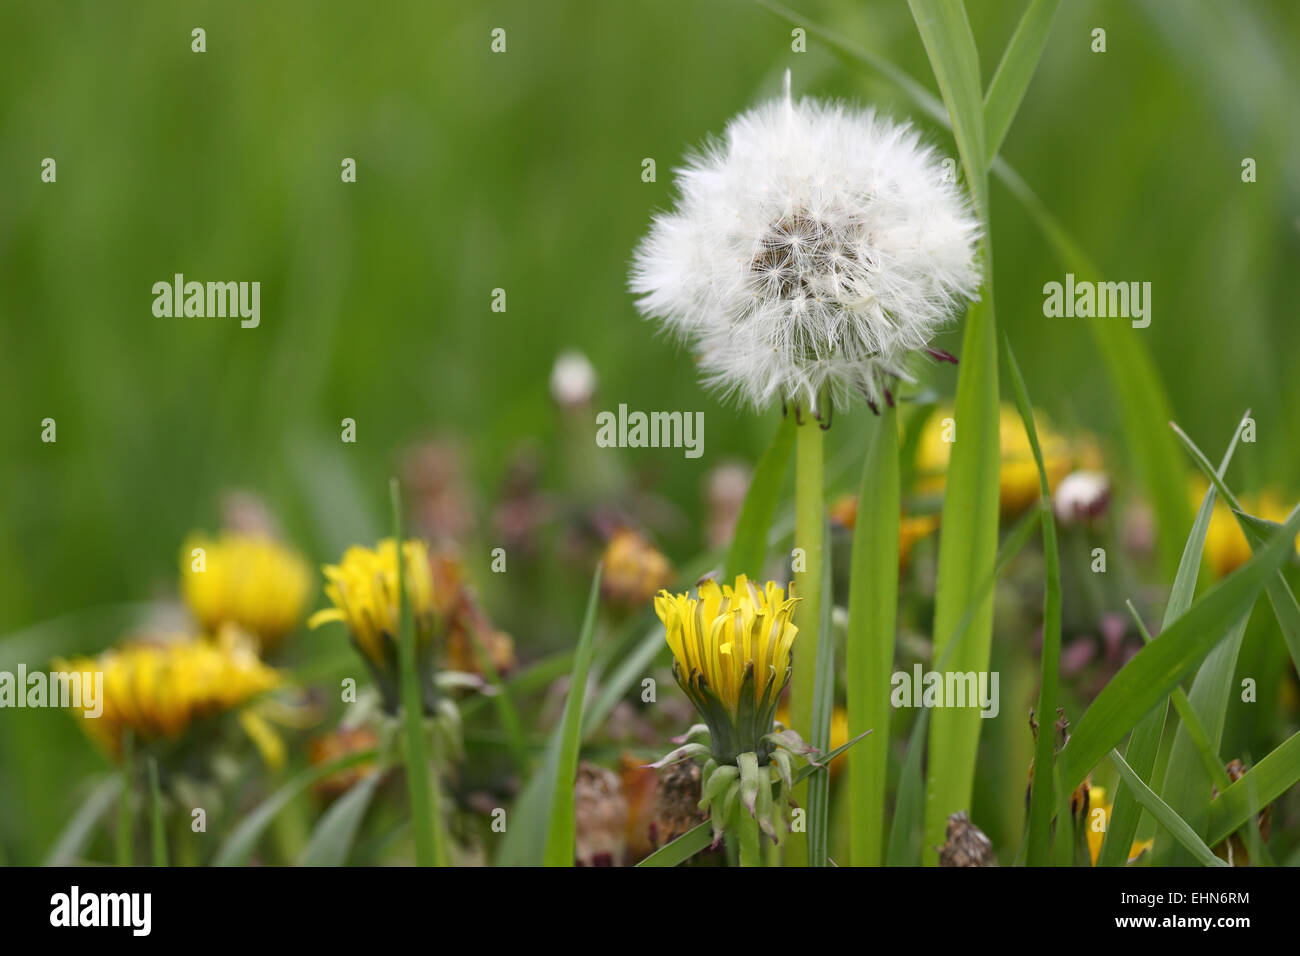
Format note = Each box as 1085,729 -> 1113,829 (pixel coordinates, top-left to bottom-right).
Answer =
1,0 -> 1298,864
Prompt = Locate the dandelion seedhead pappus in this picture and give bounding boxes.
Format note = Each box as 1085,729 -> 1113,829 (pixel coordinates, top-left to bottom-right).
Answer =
631,72 -> 981,418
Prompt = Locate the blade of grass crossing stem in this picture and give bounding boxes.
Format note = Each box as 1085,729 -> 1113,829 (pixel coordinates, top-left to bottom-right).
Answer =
390,479 -> 445,867
638,821 -> 713,867
1108,750 -> 1228,867
1101,412 -> 1248,865
147,757 -> 167,867
213,749 -> 378,866
788,420 -> 824,866
639,731 -> 872,867
1059,504 -> 1300,791
1005,340 -> 1063,866
983,0 -> 1061,164
808,514 -> 835,867
542,563 -> 604,866
847,409 -> 899,866
726,414 -> 796,579
887,507 -> 1042,865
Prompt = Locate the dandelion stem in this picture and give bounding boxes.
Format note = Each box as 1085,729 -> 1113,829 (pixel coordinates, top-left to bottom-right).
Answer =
391,478 -> 447,867
732,805 -> 763,867
788,418 -> 824,865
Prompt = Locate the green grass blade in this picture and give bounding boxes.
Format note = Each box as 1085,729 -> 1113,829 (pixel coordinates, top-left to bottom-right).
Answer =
908,1 -> 1000,865
908,0 -> 988,214
1101,412 -> 1248,865
147,756 -> 167,867
887,506 -> 1042,865
390,479 -> 444,867
542,563 -> 604,866
1051,762 -> 1074,866
638,821 -> 713,867
808,514 -> 835,867
787,420 -> 825,866
1125,602 -> 1233,792
1238,514 -> 1300,671
1206,731 -> 1300,845
984,0 -> 1061,163
1172,419 -> 1300,672
1108,750 -> 1227,867
1154,615 -> 1247,865
213,749 -> 378,866
1059,504 -> 1300,791
1004,339 -> 1062,866
923,289 -> 1000,864
43,776 -> 122,866
725,414 -> 796,579
847,410 -> 900,866
298,769 -> 383,866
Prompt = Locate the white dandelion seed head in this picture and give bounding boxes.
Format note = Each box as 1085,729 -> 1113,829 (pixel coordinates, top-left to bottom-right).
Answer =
630,76 -> 982,414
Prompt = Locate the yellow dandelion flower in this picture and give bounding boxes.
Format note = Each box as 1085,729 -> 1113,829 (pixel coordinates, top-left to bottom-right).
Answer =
308,538 -> 441,711
1197,484 -> 1298,578
1085,785 -> 1154,865
915,404 -> 1077,515
181,532 -> 312,653
655,575 -> 797,762
653,576 -> 816,843
57,636 -> 281,759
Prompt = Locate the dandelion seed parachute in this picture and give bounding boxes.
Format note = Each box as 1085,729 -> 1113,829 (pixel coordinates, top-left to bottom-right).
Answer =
631,73 -> 981,414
